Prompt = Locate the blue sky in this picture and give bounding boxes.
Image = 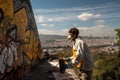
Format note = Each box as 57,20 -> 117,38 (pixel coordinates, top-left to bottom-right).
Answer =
30,0 -> 120,37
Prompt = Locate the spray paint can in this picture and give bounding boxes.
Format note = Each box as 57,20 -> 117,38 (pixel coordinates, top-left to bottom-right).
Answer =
59,58 -> 68,73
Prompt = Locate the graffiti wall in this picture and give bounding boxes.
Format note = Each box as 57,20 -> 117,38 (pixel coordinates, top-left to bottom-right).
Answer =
0,0 -> 42,79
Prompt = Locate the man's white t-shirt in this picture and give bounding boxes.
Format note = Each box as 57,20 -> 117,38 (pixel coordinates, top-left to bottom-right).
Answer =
69,38 -> 94,71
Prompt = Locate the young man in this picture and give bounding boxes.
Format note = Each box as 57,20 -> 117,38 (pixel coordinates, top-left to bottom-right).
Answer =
63,27 -> 94,80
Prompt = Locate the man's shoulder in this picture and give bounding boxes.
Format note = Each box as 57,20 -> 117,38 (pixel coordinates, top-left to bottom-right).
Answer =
76,38 -> 83,41
76,38 -> 84,43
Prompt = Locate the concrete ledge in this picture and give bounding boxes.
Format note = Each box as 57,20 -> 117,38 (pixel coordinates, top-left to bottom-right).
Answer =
52,69 -> 79,80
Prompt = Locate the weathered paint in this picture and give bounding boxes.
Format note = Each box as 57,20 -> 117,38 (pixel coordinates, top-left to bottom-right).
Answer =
0,0 -> 42,79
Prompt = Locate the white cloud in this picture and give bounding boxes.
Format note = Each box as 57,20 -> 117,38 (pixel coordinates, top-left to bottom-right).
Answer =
95,20 -> 105,24
49,24 -> 54,27
35,15 -> 74,23
47,16 -> 72,22
35,15 -> 44,22
94,14 -> 101,18
48,18 -> 53,21
78,13 -> 93,21
92,25 -> 106,29
78,27 -> 90,30
77,25 -> 116,37
33,3 -> 120,13
37,24 -> 117,37
61,29 -> 69,32
33,3 -> 119,37
78,13 -> 101,21
61,29 -> 69,34
33,3 -> 120,22
40,23 -> 54,27
38,29 -> 67,35
38,29 -> 55,35
40,24 -> 47,26
38,25 -> 116,37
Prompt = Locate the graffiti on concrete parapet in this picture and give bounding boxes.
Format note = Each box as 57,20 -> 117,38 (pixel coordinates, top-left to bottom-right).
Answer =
13,0 -> 24,13
0,0 -> 42,79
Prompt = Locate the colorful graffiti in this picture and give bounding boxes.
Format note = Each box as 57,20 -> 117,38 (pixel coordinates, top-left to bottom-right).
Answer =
0,0 -> 42,79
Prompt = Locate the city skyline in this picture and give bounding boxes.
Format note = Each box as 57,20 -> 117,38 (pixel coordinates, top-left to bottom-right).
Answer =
31,0 -> 120,37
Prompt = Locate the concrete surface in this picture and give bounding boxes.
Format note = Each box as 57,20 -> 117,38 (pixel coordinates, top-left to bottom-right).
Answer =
21,60 -> 79,80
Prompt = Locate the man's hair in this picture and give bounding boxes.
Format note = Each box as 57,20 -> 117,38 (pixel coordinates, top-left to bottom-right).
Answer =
68,27 -> 79,36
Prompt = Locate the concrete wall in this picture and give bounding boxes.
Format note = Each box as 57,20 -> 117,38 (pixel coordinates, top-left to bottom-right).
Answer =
0,0 -> 42,79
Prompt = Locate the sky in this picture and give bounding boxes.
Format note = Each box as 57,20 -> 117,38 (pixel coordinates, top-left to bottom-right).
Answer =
30,0 -> 120,37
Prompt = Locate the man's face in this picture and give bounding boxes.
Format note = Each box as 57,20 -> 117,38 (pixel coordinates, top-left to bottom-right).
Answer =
67,33 -> 76,41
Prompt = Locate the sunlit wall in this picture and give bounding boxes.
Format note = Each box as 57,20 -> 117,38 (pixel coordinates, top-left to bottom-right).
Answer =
0,0 -> 42,79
